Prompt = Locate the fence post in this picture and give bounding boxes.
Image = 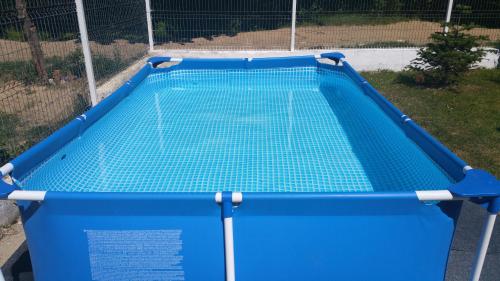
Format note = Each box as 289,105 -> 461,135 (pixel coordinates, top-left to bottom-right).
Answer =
75,0 -> 98,106
444,0 -> 454,33
290,0 -> 297,51
145,0 -> 154,52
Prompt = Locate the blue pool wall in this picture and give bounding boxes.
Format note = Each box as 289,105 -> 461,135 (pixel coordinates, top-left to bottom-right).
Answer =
18,192 -> 461,281
8,55 -> 474,281
19,193 -> 225,281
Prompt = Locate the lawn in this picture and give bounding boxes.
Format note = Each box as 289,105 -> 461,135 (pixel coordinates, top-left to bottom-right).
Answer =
361,69 -> 500,177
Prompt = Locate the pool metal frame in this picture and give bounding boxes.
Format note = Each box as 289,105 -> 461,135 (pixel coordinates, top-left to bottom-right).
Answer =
0,53 -> 499,281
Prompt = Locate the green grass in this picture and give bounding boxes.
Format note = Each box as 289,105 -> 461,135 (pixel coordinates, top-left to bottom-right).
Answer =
0,112 -> 20,163
361,69 -> 500,177
0,50 -> 129,84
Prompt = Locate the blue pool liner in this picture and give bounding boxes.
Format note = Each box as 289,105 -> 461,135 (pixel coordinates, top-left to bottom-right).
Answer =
1,54 -> 498,281
7,55 -> 498,199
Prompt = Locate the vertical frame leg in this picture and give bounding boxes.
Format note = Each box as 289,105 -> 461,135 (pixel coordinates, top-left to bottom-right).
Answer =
469,213 -> 497,281
75,0 -> 98,106
444,0 -> 454,33
145,0 -> 154,52
0,269 -> 5,281
290,0 -> 297,51
224,217 -> 236,281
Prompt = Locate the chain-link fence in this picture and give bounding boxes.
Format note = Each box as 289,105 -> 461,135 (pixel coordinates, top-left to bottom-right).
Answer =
0,0 -> 148,164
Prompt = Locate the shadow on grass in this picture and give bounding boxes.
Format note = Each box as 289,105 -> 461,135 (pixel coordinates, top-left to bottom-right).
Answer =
394,71 -> 461,93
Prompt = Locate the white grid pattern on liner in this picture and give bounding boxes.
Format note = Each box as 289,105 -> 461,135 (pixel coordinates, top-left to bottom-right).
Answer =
19,67 -> 453,192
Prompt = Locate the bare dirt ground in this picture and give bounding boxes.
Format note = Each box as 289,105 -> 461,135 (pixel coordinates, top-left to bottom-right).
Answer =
0,223 -> 24,266
156,20 -> 500,50
0,80 -> 88,128
1,21 -> 497,58
0,39 -> 147,62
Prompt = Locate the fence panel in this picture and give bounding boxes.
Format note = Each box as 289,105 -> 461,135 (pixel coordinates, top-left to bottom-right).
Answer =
152,0 -> 292,50
0,0 -> 149,165
83,0 -> 149,83
0,0 -> 90,164
451,0 -> 500,42
295,0 -> 448,49
152,0 -> 500,51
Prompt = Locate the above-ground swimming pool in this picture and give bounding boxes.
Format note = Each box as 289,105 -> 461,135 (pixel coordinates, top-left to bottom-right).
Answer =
1,53 -> 499,281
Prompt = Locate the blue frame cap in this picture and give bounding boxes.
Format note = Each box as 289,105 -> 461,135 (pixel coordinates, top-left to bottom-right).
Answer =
0,179 -> 16,199
320,52 -> 346,64
449,169 -> 500,198
221,192 -> 234,218
147,57 -> 172,67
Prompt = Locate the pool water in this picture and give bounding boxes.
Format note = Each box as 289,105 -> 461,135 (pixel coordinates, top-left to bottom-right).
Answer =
19,67 -> 453,192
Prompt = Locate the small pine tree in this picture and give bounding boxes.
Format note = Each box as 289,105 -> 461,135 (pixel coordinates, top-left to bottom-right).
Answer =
407,25 -> 489,86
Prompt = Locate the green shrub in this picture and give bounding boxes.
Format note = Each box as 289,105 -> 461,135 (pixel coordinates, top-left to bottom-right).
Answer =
0,61 -> 38,84
92,54 -> 127,81
38,31 -> 52,41
60,32 -> 76,41
4,27 -> 24,41
46,49 -> 85,78
0,112 -> 20,163
73,93 -> 90,116
407,25 -> 489,86
156,21 -> 168,39
298,2 -> 324,26
228,19 -> 242,36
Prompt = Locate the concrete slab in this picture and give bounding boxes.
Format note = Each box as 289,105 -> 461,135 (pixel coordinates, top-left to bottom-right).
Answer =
150,48 -> 498,71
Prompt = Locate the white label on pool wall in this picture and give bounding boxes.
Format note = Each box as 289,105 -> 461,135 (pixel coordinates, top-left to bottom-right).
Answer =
85,229 -> 184,281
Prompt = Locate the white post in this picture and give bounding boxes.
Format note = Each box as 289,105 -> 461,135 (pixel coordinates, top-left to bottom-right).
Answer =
290,0 -> 297,51
145,0 -> 154,52
75,0 -> 98,106
469,213 -> 497,281
444,0 -> 454,33
224,217 -> 236,281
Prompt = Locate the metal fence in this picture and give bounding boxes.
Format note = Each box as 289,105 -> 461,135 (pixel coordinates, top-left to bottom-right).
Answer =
0,0 -> 499,163
152,0 -> 293,50
0,0 -> 89,163
152,0 -> 500,50
0,0 -> 148,164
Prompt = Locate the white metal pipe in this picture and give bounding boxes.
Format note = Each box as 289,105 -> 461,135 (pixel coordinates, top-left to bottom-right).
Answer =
416,190 -> 454,201
0,163 -> 13,176
75,0 -> 98,106
444,0 -> 454,33
7,190 -> 46,201
463,165 -> 473,173
215,192 -> 242,203
232,192 -> 243,203
470,213 -> 497,281
224,217 -> 236,281
290,0 -> 297,51
145,0 -> 154,52
218,190 -> 455,202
